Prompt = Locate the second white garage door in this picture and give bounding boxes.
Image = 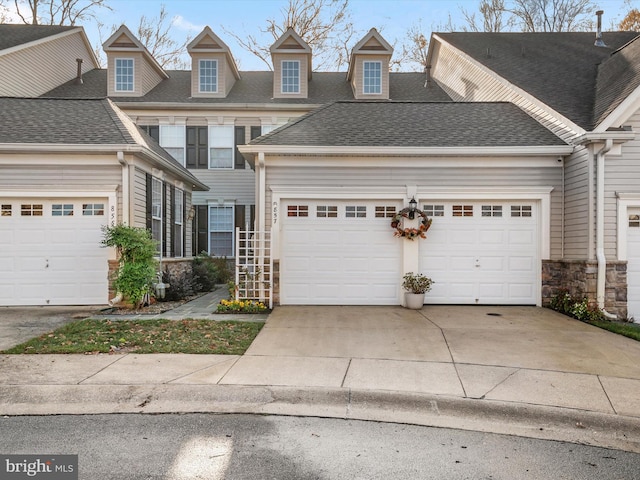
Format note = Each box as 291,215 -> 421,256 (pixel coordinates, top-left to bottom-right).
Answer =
420,201 -> 539,305
627,209 -> 640,322
281,200 -> 403,305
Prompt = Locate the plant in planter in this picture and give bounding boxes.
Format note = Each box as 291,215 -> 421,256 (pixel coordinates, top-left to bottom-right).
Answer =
402,272 -> 433,309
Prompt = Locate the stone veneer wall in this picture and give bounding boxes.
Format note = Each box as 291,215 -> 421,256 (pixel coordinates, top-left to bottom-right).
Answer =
107,258 -> 193,302
542,260 -> 628,319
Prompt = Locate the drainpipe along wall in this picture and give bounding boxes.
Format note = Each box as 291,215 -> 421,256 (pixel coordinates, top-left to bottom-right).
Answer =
595,139 -> 617,319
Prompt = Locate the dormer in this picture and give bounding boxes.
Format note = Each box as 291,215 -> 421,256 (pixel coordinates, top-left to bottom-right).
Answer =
347,28 -> 393,100
187,26 -> 240,98
270,28 -> 312,99
103,25 -> 168,97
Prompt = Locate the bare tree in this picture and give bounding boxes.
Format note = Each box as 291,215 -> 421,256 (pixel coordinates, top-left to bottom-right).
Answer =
223,0 -> 356,71
12,0 -> 110,26
391,21 -> 429,72
508,0 -> 596,32
134,4 -> 190,69
461,0 -> 514,32
619,8 -> 640,31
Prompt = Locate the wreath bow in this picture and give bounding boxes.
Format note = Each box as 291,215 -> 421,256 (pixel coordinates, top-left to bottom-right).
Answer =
391,207 -> 432,240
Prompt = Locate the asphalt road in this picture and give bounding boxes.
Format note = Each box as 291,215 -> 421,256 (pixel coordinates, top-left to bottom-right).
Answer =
1,413 -> 639,479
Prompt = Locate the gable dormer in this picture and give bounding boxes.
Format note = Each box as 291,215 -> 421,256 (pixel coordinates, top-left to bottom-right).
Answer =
270,28 -> 312,99
103,25 -> 168,97
187,26 -> 240,98
347,28 -> 393,100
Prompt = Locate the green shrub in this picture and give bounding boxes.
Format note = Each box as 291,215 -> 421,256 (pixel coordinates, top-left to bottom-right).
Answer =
102,225 -> 157,306
549,289 -> 605,323
161,269 -> 197,302
192,253 -> 233,291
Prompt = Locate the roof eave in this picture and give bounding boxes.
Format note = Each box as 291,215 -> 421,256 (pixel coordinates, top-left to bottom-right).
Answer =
239,145 -> 574,156
113,101 -> 323,111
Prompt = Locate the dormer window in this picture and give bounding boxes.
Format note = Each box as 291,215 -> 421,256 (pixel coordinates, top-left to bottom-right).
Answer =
363,61 -> 382,94
115,58 -> 134,92
199,59 -> 218,93
281,60 -> 300,94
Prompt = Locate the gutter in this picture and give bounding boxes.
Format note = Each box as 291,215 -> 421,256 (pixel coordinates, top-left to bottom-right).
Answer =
595,139 -> 617,319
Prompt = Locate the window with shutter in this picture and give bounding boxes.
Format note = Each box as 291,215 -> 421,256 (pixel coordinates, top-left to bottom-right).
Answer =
235,126 -> 246,169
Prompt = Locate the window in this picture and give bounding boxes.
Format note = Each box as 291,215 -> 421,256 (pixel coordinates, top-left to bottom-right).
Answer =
375,206 -> 396,218
453,205 -> 473,217
423,205 -> 444,217
199,59 -> 218,92
209,126 -> 235,168
346,205 -> 367,218
21,204 -> 43,216
287,205 -> 308,217
630,214 -> 640,228
52,204 -> 74,216
281,60 -> 300,93
140,125 -> 159,143
1,204 -> 12,217
209,205 -> 234,257
83,203 -> 104,216
115,58 -> 134,92
363,61 -> 382,94
511,205 -> 532,217
174,189 -> 184,257
317,205 -> 338,218
152,178 -> 163,252
482,205 -> 502,217
160,125 -> 186,165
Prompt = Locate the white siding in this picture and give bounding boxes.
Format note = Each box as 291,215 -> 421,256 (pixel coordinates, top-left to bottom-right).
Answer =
606,108 -> 640,257
564,146 -> 590,259
265,163 -> 563,258
0,164 -> 121,186
0,31 -> 95,97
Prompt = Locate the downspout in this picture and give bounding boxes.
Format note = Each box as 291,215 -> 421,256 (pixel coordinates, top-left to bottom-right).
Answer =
110,151 -> 128,306
595,139 -> 617,319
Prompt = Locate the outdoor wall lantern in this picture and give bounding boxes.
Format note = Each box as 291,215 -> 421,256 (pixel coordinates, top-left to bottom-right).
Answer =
408,197 -> 418,219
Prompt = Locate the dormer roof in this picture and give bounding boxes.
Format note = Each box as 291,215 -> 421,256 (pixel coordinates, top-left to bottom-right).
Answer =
187,26 -> 240,80
103,24 -> 168,79
270,27 -> 312,78
347,28 -> 393,82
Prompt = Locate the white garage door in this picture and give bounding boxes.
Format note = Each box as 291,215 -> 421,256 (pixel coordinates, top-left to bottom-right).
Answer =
0,199 -> 109,306
281,200 -> 402,305
628,209 -> 640,322
420,201 -> 539,305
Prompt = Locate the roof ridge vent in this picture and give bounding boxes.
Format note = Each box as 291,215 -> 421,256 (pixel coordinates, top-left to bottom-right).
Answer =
595,10 -> 607,48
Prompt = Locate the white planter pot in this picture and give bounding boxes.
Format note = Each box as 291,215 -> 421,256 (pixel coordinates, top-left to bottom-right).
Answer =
404,292 -> 424,309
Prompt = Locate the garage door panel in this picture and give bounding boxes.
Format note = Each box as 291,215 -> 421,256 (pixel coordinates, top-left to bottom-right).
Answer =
628,211 -> 640,321
421,201 -> 538,305
0,198 -> 108,306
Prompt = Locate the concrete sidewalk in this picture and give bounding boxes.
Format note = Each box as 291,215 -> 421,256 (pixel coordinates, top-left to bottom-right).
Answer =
2,301 -> 640,452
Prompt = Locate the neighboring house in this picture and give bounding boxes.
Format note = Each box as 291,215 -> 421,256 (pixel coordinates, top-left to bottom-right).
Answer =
0,96 -> 207,306
2,20 -> 640,320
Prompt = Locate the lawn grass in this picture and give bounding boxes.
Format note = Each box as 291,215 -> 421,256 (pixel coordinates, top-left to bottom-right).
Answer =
587,319 -> 640,342
1,319 -> 264,355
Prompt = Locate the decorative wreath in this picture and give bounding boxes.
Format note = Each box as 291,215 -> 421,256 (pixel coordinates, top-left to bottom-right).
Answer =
391,207 -> 432,240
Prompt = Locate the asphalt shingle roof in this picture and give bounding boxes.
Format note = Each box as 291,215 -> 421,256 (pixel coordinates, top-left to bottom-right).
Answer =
0,24 -> 76,51
594,36 -> 640,127
44,70 -> 453,103
0,97 -> 136,144
438,31 -> 640,131
249,101 -> 568,147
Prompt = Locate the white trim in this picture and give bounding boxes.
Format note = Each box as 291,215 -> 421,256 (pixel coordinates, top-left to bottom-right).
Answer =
362,60 -> 382,95
198,58 -> 219,94
280,59 -> 300,94
595,88 -> 640,132
114,57 -> 135,93
240,145 -> 574,157
617,193 -> 640,261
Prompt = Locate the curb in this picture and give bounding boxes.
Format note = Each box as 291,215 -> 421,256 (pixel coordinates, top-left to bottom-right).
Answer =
2,384 -> 640,453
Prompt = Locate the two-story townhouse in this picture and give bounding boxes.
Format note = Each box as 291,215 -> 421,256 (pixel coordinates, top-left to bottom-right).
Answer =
44,26 -> 451,265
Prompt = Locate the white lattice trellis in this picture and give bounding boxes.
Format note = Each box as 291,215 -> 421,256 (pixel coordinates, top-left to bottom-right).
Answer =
235,228 -> 273,309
